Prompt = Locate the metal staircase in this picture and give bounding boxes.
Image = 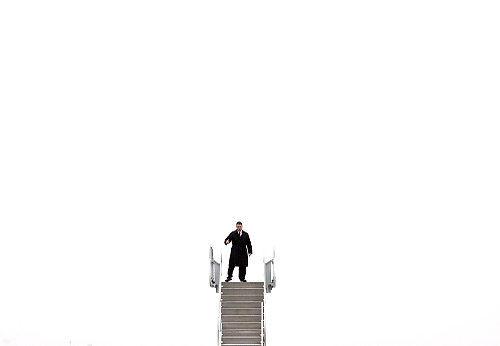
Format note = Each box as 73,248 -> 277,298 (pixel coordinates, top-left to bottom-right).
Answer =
210,247 -> 276,346
221,281 -> 264,345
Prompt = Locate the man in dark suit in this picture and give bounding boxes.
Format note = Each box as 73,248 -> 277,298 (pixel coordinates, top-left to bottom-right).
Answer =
224,221 -> 252,282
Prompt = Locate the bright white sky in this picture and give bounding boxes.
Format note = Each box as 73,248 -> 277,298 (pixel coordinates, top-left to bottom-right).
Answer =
1,1 -> 499,345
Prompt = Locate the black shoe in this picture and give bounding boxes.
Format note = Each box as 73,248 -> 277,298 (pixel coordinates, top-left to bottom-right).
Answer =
225,278 -> 232,282
240,279 -> 247,282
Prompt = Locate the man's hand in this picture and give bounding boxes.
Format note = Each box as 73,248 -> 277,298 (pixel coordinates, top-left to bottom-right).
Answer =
225,240 -> 230,245
249,253 -> 252,256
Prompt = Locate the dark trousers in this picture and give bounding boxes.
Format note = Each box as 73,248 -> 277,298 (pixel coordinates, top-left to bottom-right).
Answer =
227,263 -> 246,281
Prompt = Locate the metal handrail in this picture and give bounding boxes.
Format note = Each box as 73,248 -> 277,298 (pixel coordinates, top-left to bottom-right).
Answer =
263,248 -> 276,345
264,249 -> 276,293
261,300 -> 265,346
209,246 -> 222,345
209,246 -> 221,292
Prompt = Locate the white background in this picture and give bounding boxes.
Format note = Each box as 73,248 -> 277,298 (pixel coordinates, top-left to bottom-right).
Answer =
1,1 -> 499,345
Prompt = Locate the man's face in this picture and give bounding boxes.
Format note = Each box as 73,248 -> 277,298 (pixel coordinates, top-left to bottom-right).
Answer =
236,224 -> 242,231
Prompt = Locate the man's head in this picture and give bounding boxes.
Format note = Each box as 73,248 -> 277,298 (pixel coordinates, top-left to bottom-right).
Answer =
236,221 -> 242,231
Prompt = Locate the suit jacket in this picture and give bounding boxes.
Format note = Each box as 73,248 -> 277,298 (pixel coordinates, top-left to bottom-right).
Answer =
224,230 -> 253,267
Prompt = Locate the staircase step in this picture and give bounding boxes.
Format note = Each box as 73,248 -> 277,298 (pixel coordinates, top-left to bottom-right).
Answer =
222,336 -> 261,344
222,301 -> 262,308
222,315 -> 261,322
222,282 -> 264,288
222,322 -> 261,330
222,295 -> 263,301
222,308 -> 261,315
222,330 -> 261,337
222,288 -> 264,295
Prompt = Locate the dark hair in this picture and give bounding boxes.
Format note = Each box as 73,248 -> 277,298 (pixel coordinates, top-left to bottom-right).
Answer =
236,221 -> 242,226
